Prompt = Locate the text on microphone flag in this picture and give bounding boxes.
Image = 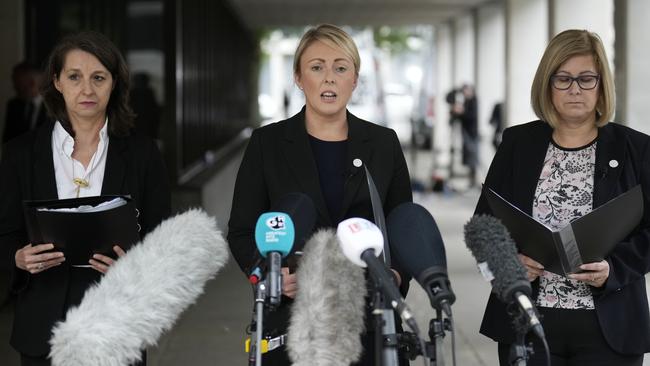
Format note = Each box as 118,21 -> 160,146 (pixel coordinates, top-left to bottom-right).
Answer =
346,220 -> 374,233
255,212 -> 295,256
266,215 -> 286,230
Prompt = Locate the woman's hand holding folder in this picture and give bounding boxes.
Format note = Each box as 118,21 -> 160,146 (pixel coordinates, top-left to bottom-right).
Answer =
518,253 -> 544,282
15,243 -> 65,274
89,245 -> 126,274
569,260 -> 610,288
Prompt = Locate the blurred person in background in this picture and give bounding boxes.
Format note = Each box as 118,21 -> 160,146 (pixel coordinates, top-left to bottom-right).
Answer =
130,72 -> 161,141
3,62 -> 50,144
458,84 -> 478,188
489,102 -> 504,149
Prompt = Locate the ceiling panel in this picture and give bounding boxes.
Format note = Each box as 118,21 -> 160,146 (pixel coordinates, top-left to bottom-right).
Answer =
227,0 -> 497,29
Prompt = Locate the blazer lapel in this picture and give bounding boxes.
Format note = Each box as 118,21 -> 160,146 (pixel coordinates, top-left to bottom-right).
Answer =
282,110 -> 330,224
593,125 -> 625,207
339,112 -> 371,220
31,123 -> 58,199
101,136 -> 128,195
513,122 -> 553,215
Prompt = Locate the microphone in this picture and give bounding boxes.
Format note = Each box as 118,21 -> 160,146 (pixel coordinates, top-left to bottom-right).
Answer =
388,202 -> 455,317
49,209 -> 229,366
464,214 -> 545,340
254,192 -> 316,304
336,217 -> 418,331
287,229 -> 366,366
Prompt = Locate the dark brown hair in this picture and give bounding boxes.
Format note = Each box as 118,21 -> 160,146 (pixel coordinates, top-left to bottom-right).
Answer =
41,31 -> 135,136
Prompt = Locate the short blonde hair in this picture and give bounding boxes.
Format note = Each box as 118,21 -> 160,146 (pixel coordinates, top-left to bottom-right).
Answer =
293,24 -> 360,77
531,29 -> 615,128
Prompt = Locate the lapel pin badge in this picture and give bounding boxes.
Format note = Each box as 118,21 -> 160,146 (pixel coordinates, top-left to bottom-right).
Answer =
353,158 -> 363,168
608,160 -> 619,168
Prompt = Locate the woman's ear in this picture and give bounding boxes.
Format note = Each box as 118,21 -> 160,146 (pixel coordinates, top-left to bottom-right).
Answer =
294,74 -> 302,90
54,76 -> 62,93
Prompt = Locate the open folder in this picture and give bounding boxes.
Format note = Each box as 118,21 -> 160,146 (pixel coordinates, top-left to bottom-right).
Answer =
23,195 -> 141,266
484,185 -> 643,275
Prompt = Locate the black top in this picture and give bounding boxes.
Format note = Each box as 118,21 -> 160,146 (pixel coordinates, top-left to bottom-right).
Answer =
308,135 -> 348,222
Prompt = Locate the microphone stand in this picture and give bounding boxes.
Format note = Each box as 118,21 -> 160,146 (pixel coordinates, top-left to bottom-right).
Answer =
248,260 -> 283,366
372,285 -> 400,366
429,308 -> 447,366
249,280 -> 267,366
508,332 -> 530,366
507,304 -> 534,366
397,308 -> 454,366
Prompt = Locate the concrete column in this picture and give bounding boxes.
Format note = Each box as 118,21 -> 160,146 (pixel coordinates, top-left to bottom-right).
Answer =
620,0 -> 650,133
476,2 -> 505,163
453,14 -> 475,86
551,0 -> 615,70
434,22 -> 453,172
0,0 -> 24,142
505,0 -> 548,126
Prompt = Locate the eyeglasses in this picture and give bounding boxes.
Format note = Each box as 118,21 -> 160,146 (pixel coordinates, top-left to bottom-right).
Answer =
550,74 -> 600,90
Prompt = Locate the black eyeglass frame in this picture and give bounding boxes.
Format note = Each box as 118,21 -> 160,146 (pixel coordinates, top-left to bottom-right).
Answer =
550,74 -> 600,90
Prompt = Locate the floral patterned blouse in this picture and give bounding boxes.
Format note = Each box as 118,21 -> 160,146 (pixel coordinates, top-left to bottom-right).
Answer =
532,139 -> 597,309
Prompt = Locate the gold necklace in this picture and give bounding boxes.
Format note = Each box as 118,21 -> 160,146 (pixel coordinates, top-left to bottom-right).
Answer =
72,149 -> 98,198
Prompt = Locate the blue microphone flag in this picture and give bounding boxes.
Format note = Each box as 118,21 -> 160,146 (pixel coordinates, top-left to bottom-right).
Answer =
255,212 -> 295,257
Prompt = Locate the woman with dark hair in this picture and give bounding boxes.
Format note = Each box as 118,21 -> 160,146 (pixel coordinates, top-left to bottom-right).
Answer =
0,31 -> 170,365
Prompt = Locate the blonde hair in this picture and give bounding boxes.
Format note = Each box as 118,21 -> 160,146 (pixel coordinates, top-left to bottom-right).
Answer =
531,29 -> 615,128
293,24 -> 360,77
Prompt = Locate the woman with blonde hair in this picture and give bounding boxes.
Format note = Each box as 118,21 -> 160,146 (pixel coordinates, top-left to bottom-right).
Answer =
475,29 -> 650,365
228,24 -> 413,365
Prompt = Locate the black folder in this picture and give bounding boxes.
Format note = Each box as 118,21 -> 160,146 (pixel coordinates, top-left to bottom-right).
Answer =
23,195 -> 141,266
484,185 -> 643,275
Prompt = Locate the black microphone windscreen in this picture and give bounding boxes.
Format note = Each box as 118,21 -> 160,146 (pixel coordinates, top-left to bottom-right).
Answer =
270,192 -> 317,253
464,215 -> 492,264
466,215 -> 531,300
387,202 -> 447,279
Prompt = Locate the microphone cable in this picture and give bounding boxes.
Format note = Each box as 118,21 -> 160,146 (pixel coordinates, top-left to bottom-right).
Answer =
450,313 -> 457,366
542,335 -> 551,366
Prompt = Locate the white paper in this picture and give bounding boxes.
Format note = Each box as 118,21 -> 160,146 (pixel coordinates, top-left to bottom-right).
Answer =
36,197 -> 128,213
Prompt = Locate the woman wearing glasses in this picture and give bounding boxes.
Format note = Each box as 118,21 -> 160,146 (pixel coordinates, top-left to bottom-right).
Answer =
474,29 -> 650,365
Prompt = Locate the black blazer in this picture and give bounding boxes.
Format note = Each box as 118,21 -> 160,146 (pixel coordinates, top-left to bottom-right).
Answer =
0,121 -> 171,356
475,120 -> 650,355
227,108 -> 413,334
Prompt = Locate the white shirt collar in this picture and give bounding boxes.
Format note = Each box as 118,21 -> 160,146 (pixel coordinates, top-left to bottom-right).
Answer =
51,118 -> 110,200
53,118 -> 109,158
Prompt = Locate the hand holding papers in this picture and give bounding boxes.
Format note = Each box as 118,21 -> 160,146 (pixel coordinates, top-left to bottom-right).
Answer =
484,185 -> 643,275
23,195 -> 141,266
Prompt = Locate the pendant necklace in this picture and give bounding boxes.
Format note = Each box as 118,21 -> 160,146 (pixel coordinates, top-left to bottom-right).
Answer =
72,150 -> 98,198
